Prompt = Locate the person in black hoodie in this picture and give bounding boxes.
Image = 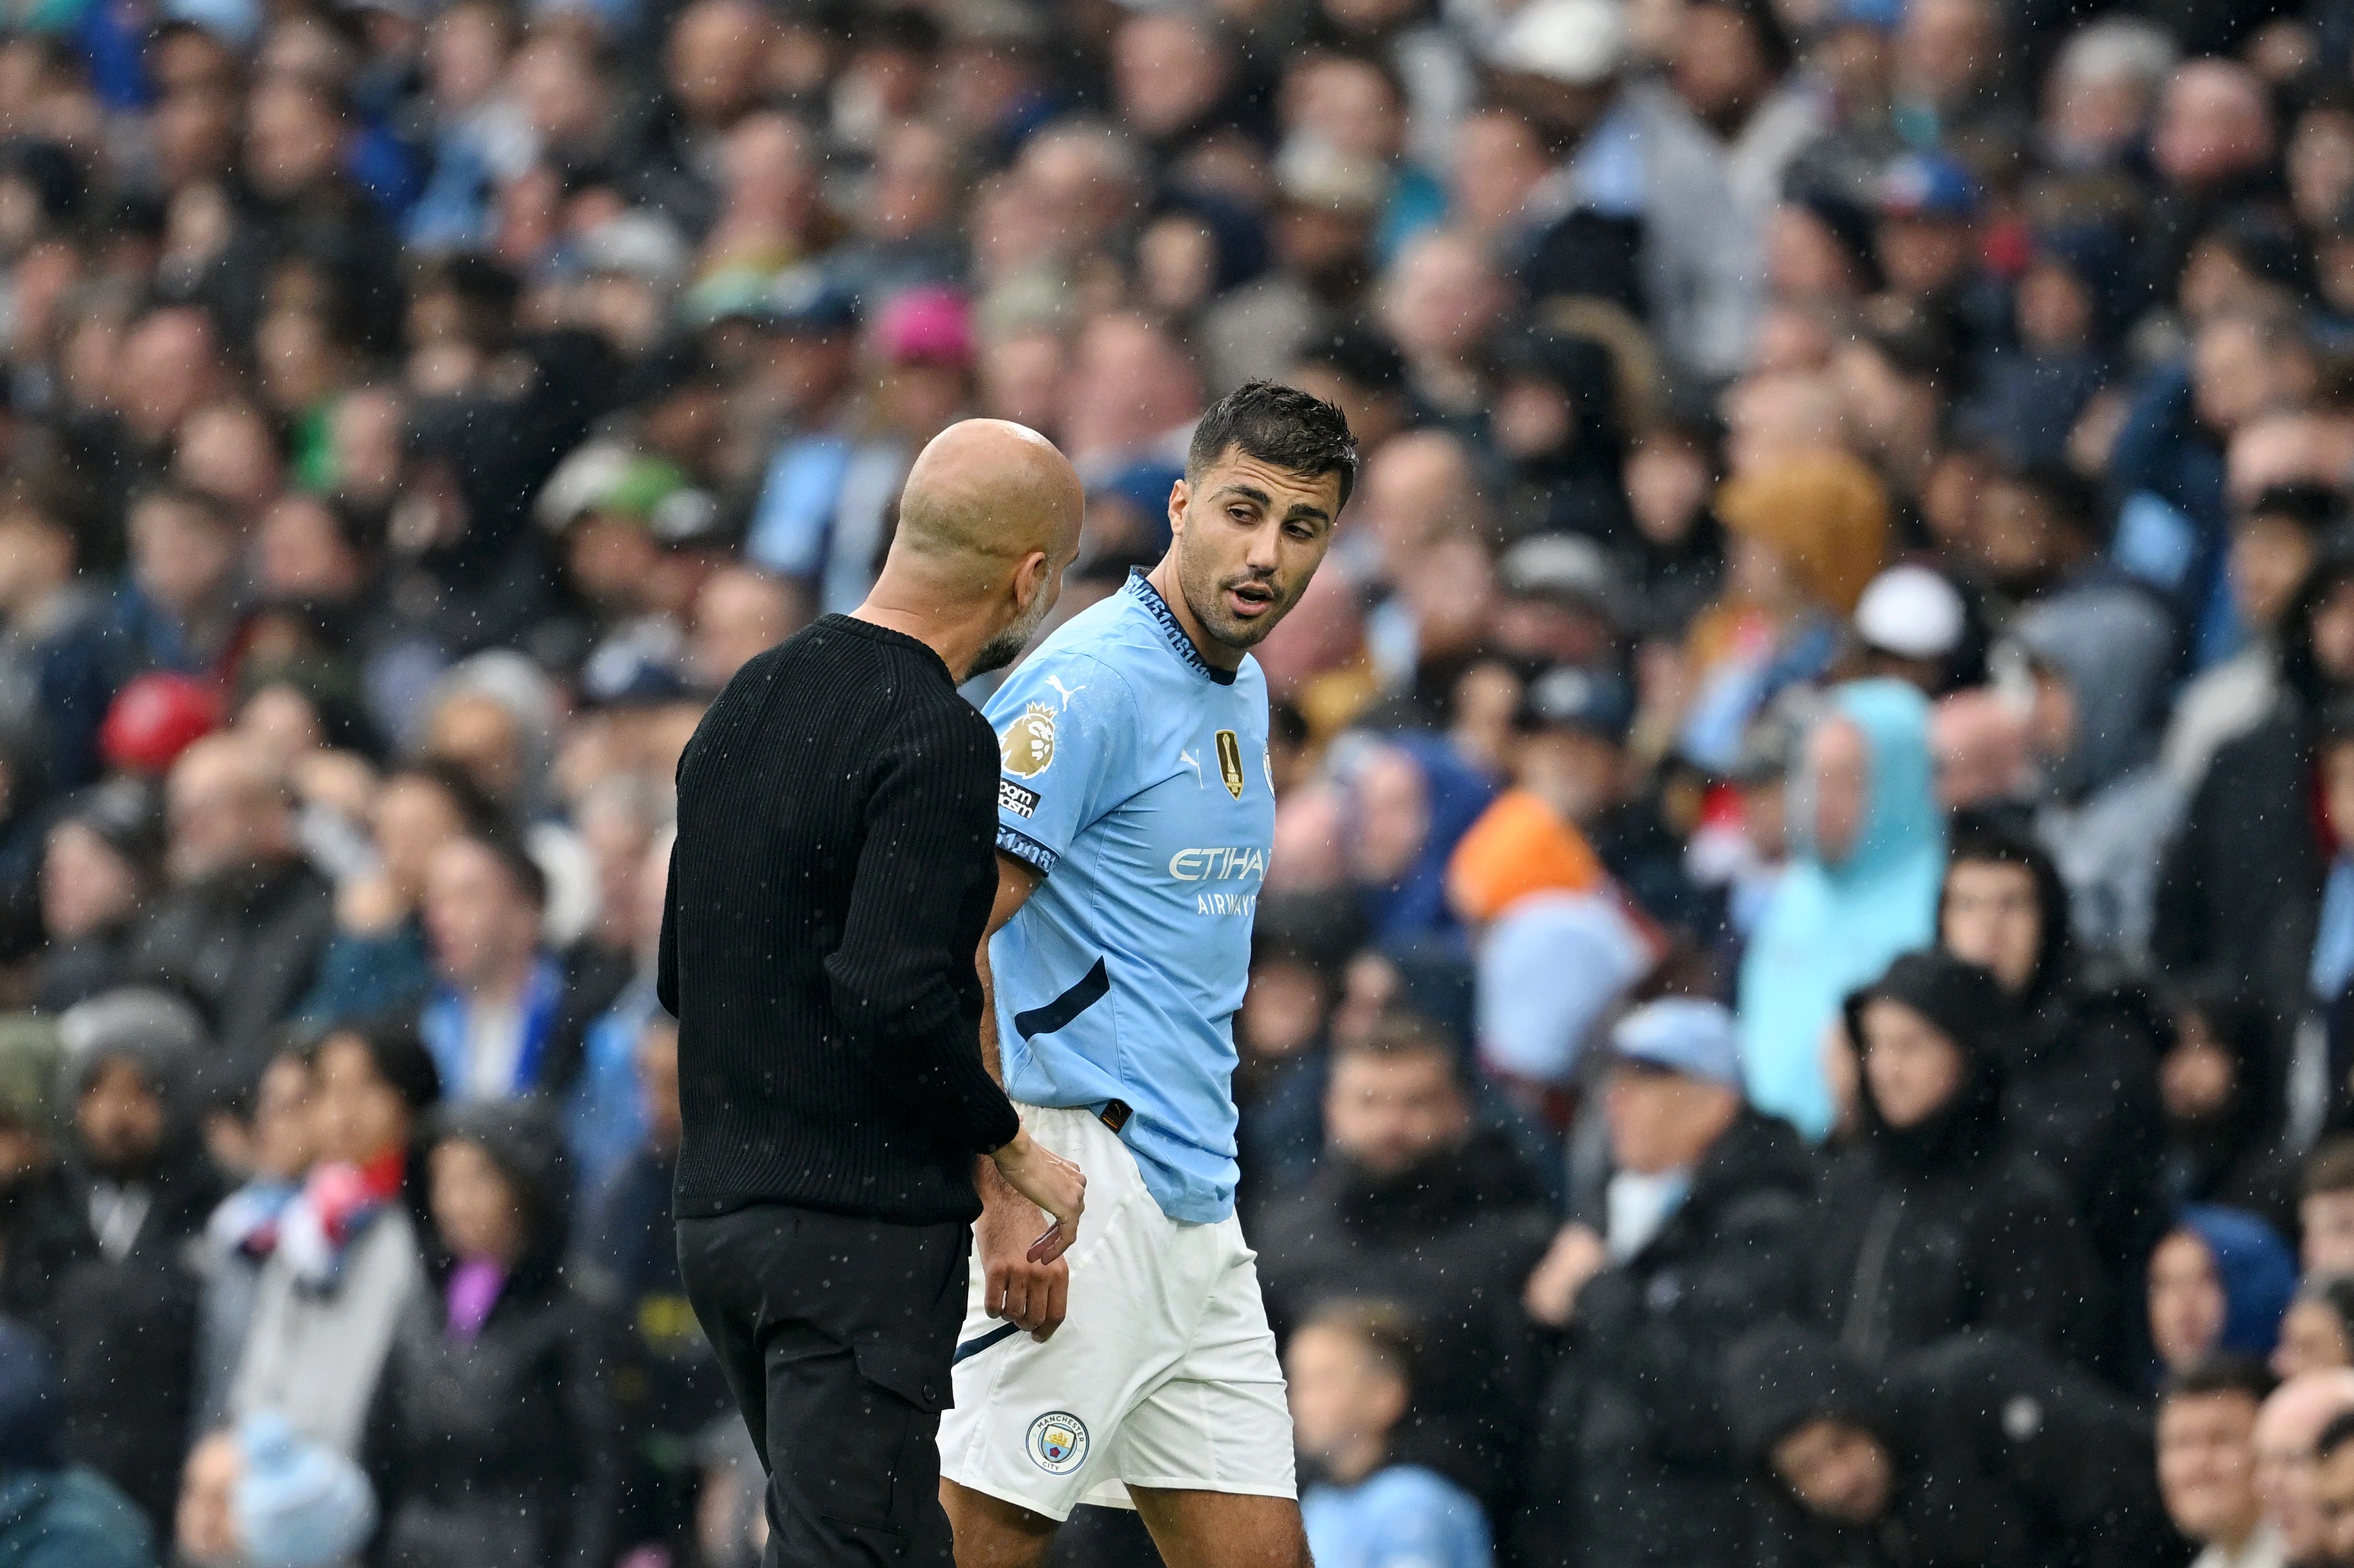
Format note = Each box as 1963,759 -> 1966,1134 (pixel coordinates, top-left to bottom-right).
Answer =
366,1098 -> 621,1568
1253,1010 -> 1556,1514
47,986 -> 224,1530
2155,536 -> 2354,1020
1724,1321 -> 2187,1568
1491,325 -> 1636,548
2160,986 -> 2302,1239
1514,1000 -> 1816,1568
1939,823 -> 2170,1307
1809,950 -> 2100,1369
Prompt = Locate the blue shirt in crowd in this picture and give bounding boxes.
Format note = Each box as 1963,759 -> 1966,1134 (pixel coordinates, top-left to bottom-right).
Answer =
1301,1465 -> 1495,1568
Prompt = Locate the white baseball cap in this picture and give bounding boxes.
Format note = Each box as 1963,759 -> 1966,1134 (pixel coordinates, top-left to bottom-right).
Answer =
1854,563 -> 1967,661
1485,0 -> 1628,85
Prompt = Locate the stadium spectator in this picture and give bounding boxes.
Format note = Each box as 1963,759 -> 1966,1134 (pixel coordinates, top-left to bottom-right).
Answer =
228,1020 -> 440,1457
2158,1357 -> 2283,1568
1256,1010 -> 1552,1511
1739,680 -> 1944,1139
1728,1322 -> 2180,1568
1516,999 -> 1814,1567
2254,1369 -> 2354,1568
2148,1208 -> 2298,1379
1809,951 -> 2100,1365
1289,1300 -> 1494,1568
0,1317 -> 151,1568
1937,825 -> 2168,1292
364,1099 -> 619,1567
2277,1279 -> 2354,1382
2307,1142 -> 2354,1279
45,989 -> 219,1529
417,833 -> 572,1103
130,735 -> 333,1076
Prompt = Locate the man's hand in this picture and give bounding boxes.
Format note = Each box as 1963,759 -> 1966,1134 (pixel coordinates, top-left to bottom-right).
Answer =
1524,1221 -> 1609,1328
976,1147 -> 1081,1341
990,1126 -> 1086,1259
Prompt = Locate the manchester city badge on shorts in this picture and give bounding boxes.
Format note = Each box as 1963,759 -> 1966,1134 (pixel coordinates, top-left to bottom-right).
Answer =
1026,1411 -> 1089,1475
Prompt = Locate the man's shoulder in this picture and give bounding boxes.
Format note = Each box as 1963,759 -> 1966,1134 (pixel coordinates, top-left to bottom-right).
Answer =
1020,590 -> 1159,678
986,602 -> 1156,727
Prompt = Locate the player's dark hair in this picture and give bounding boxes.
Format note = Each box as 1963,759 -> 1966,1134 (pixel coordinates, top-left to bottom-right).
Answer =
1187,380 -> 1359,511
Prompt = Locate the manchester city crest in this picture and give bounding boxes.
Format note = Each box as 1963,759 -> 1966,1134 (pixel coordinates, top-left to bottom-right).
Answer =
1026,1411 -> 1089,1475
1001,703 -> 1057,780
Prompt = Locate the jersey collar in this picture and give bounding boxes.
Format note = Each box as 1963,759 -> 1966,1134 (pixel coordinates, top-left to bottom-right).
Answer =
1126,568 -> 1236,685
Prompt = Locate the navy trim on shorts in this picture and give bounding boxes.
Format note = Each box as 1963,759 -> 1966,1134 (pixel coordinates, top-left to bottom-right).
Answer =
953,1322 -> 1023,1365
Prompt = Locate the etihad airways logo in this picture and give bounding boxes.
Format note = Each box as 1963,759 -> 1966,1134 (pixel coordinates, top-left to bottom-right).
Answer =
1168,846 -> 1268,883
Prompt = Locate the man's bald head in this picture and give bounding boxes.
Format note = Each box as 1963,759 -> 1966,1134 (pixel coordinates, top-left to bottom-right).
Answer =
166,733 -> 295,884
882,419 -> 1085,675
898,420 -> 1083,573
2256,1369 -> 2354,1561
2260,1372 -> 2354,1451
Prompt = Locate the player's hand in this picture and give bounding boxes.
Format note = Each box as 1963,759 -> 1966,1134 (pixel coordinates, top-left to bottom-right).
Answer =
976,1150 -> 1079,1342
988,1128 -> 1086,1261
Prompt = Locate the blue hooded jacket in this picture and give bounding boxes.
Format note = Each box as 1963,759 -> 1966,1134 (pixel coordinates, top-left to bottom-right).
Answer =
1739,680 -> 1946,1139
2175,1204 -> 2297,1361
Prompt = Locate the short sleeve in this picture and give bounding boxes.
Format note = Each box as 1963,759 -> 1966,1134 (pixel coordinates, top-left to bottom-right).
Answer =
981,650 -> 1132,878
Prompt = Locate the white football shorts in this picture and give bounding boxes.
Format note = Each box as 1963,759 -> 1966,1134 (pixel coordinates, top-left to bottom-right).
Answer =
937,1103 -> 1298,1521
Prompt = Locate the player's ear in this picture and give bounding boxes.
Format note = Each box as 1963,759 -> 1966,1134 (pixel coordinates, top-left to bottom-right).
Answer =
1166,478 -> 1190,540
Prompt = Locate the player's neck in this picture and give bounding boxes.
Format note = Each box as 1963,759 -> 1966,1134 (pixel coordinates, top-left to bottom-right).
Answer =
1145,557 -> 1243,673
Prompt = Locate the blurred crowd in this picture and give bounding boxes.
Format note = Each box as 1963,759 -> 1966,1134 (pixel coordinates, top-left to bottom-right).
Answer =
6,0 -> 2354,1558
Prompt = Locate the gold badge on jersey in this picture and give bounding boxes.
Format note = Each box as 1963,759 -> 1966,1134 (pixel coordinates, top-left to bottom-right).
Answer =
1001,703 -> 1056,778
1215,729 -> 1245,799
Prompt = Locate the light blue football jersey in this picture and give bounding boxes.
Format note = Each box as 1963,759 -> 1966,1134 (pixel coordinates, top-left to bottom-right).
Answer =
985,570 -> 1274,1224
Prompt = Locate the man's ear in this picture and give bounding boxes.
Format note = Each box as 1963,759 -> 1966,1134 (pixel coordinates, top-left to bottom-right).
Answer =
1166,478 -> 1191,540
1013,548 -> 1050,610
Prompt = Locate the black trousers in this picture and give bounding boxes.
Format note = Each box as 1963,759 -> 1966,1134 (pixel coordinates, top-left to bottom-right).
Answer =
678,1203 -> 971,1567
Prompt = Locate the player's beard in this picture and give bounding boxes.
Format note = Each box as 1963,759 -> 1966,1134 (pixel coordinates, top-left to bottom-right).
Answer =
971,579 -> 1056,677
1176,548 -> 1309,654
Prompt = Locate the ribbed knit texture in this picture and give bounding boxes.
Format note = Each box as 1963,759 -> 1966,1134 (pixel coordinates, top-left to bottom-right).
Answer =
660,614 -> 1021,1225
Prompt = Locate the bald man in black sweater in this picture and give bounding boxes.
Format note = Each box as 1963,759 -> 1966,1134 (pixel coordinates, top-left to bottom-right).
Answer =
663,420 -> 1087,1567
